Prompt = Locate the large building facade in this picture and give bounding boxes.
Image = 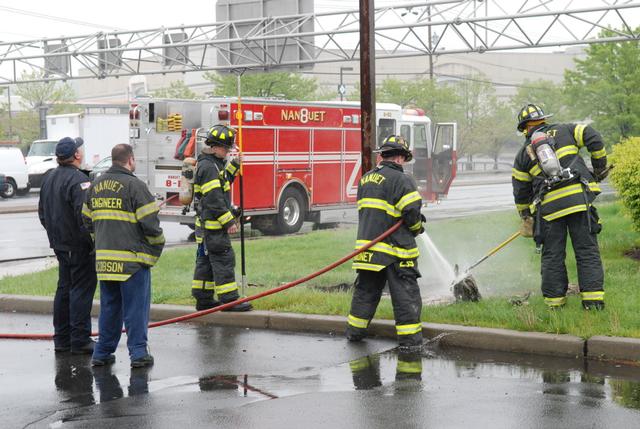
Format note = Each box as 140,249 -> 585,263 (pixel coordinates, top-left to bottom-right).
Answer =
70,46 -> 584,103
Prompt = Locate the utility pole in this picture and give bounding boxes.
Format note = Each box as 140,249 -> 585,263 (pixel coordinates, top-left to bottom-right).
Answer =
359,0 -> 376,175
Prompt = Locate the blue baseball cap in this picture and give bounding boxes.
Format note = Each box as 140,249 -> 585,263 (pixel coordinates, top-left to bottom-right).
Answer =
56,137 -> 84,159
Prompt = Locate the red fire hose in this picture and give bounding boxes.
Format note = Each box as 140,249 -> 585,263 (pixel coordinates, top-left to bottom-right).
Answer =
0,221 -> 403,340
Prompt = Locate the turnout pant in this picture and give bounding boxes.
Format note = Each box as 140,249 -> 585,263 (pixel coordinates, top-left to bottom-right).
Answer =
540,209 -> 604,307
53,249 -> 97,350
93,267 -> 151,361
347,262 -> 423,347
192,244 -> 217,306
203,231 -> 240,303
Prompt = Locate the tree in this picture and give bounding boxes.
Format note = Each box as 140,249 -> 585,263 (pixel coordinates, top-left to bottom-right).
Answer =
474,100 -> 516,169
152,80 -> 199,99
510,79 -> 570,123
204,71 -> 319,100
13,71 -> 76,114
11,111 -> 39,152
564,28 -> 640,145
376,77 -> 459,125
449,76 -> 497,160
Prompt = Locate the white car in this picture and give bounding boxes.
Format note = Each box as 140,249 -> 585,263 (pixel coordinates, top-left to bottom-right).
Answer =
26,140 -> 58,188
0,147 -> 30,198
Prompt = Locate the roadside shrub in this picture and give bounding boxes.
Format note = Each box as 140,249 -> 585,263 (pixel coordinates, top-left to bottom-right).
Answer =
609,137 -> 640,232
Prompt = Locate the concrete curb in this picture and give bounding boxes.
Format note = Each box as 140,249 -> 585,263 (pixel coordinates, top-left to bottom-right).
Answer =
0,205 -> 37,215
422,323 -> 584,358
587,336 -> 640,364
1,294 -> 637,363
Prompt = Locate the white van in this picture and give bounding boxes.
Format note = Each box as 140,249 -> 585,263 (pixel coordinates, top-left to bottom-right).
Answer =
26,140 -> 58,188
0,147 -> 30,198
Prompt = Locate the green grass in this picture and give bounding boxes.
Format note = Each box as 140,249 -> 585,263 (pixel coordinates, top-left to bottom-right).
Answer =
2,202 -> 639,339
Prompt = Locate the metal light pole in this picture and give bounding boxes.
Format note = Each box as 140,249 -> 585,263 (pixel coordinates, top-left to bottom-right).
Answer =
428,5 -> 433,81
38,105 -> 48,139
429,32 -> 440,81
6,86 -> 12,138
339,66 -> 353,101
235,70 -> 248,298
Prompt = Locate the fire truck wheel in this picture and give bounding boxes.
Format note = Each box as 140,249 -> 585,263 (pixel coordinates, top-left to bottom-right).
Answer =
276,187 -> 307,234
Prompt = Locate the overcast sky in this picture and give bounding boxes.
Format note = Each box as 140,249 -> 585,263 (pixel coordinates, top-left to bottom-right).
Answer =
0,0 -> 635,43
0,0 -> 216,41
0,0 -> 374,41
0,0 -> 636,85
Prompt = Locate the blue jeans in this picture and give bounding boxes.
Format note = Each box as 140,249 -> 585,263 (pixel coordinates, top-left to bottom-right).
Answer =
93,267 -> 151,361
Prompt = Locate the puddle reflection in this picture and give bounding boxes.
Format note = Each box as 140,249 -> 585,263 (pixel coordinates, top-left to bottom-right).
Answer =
54,355 -> 150,406
52,344 -> 640,415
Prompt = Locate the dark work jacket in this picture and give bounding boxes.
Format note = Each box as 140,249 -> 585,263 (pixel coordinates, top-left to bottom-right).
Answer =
353,161 -> 423,272
193,153 -> 240,251
82,165 -> 165,282
38,164 -> 93,252
512,123 -> 607,222
193,153 -> 239,245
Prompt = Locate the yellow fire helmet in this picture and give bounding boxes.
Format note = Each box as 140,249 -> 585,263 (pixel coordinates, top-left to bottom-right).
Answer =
516,104 -> 553,132
375,135 -> 413,162
205,124 -> 236,148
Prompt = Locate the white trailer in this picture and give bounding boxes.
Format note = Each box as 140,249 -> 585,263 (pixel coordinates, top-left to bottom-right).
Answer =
27,105 -> 129,187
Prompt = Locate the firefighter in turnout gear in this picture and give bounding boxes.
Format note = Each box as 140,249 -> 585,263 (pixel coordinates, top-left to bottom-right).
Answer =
191,124 -> 252,311
512,104 -> 607,310
346,135 -> 425,351
83,144 -> 165,368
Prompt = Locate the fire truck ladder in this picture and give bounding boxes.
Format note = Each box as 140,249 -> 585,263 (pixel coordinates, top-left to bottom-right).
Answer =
0,0 -> 639,84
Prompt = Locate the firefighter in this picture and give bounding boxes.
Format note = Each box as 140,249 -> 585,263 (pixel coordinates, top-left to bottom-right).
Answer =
346,135 -> 426,351
192,124 -> 251,311
83,144 -> 165,368
512,104 -> 608,310
38,137 -> 96,355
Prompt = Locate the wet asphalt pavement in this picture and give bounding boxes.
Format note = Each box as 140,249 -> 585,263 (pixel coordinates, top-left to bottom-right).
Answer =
1,312 -> 639,428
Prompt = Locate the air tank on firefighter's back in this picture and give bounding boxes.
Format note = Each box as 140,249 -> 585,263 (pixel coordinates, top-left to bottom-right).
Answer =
530,131 -> 561,177
180,158 -> 196,205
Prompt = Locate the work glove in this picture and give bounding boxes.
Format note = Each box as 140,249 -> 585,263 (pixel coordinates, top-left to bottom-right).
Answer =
231,205 -> 242,218
593,165 -> 610,182
229,151 -> 242,166
418,214 -> 426,235
519,216 -> 534,238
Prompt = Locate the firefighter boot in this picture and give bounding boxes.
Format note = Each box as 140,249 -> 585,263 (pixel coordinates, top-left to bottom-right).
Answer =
582,300 -> 605,311
345,325 -> 367,342
196,299 -> 221,312
221,301 -> 253,312
192,288 -> 221,311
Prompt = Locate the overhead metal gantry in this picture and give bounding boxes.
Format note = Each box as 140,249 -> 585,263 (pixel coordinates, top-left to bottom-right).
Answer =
0,0 -> 639,84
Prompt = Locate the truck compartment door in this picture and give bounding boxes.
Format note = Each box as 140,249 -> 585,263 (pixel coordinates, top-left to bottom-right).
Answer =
430,122 -> 457,197
410,123 -> 430,194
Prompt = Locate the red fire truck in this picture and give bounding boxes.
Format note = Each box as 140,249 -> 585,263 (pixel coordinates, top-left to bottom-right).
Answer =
129,98 -> 456,234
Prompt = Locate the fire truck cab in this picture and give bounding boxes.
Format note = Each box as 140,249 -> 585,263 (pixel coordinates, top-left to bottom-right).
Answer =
129,98 -> 456,235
